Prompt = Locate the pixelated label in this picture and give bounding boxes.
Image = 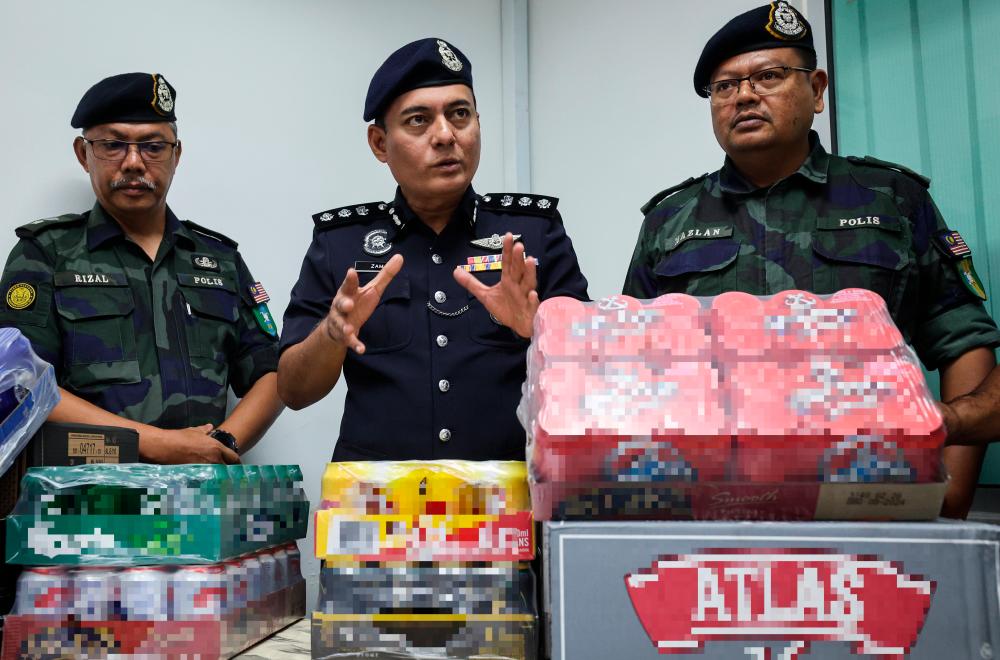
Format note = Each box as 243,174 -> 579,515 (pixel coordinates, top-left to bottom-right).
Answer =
814,482 -> 947,521
624,549 -> 934,658
67,433 -> 107,458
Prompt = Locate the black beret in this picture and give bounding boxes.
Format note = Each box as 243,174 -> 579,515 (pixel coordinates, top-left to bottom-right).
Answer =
364,38 -> 473,122
693,1 -> 813,97
71,72 -> 176,129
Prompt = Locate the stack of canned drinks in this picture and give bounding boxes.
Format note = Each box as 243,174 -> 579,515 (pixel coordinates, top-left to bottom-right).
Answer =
6,463 -> 309,564
521,290 -> 945,521
2,464 -> 309,659
312,461 -> 537,660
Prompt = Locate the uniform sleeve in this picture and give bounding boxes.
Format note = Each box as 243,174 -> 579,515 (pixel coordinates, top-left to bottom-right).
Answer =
622,214 -> 659,298
279,231 -> 339,354
0,238 -> 61,369
910,189 -> 1000,369
229,251 -> 279,397
537,210 -> 589,302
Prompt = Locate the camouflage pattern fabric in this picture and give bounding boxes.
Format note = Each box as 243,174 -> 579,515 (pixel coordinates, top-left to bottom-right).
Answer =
624,131 -> 1000,370
0,203 -> 278,429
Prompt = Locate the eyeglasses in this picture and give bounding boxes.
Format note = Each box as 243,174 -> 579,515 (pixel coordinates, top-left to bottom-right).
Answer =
705,66 -> 814,104
82,138 -> 179,162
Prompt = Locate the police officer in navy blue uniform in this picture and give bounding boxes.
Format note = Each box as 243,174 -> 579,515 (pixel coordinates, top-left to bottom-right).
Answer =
278,38 -> 588,460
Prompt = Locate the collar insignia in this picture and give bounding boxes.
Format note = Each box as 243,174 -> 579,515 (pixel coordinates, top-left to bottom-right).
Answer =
363,229 -> 392,256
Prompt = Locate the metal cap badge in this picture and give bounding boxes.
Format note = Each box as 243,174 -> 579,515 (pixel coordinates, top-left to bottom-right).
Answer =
71,72 -> 178,128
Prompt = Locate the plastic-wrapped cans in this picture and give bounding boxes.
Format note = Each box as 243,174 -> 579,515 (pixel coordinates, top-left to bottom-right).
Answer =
119,566 -> 171,621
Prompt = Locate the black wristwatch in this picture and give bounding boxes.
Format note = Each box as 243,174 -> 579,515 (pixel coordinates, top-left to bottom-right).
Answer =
209,428 -> 239,452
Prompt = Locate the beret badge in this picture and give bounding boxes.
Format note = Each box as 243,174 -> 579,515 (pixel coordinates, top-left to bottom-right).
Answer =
152,74 -> 175,115
437,40 -> 463,72
766,1 -> 807,40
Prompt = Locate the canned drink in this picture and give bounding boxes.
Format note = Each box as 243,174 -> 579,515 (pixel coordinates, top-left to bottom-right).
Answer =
223,559 -> 249,612
257,548 -> 278,596
242,554 -> 263,603
15,567 -> 74,615
270,546 -> 289,591
71,568 -> 117,620
284,542 -> 301,583
119,566 -> 172,621
172,565 -> 229,619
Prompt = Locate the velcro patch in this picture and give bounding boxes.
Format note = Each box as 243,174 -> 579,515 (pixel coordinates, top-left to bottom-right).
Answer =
54,272 -> 127,286
817,216 -> 900,232
933,230 -> 972,261
178,273 -> 232,290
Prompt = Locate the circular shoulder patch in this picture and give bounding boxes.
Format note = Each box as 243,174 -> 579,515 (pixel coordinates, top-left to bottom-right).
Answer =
6,283 -> 36,310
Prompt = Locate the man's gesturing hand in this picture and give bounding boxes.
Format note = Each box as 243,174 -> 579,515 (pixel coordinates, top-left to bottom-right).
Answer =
324,253 -> 404,354
453,233 -> 539,338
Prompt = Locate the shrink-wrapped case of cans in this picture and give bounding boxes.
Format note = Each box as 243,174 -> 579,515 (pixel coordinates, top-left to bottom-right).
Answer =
311,461 -> 537,660
521,290 -> 946,521
6,463 -> 309,565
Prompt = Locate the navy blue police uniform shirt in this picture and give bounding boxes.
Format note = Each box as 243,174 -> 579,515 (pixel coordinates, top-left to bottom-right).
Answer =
280,186 -> 589,461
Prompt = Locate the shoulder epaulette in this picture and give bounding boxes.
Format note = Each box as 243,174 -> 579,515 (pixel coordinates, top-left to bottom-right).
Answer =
182,220 -> 238,248
480,193 -> 558,218
640,174 -> 708,216
15,214 -> 84,239
312,202 -> 388,229
846,156 -> 930,189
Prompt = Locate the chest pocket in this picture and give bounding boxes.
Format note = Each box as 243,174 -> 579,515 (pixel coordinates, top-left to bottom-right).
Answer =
465,270 -> 529,348
358,276 -> 411,354
177,274 -> 239,360
54,283 -> 140,389
811,219 -> 910,308
653,238 -> 741,297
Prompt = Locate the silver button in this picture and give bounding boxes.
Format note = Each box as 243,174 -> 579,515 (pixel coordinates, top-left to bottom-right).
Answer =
434,291 -> 447,303
438,379 -> 450,392
431,253 -> 443,264
436,335 -> 448,347
438,428 -> 452,442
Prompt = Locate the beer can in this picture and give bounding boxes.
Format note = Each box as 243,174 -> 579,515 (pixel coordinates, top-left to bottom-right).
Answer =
71,567 -> 117,620
223,558 -> 249,612
15,567 -> 74,615
270,545 -> 289,591
242,553 -> 263,603
284,541 -> 301,583
172,565 -> 229,619
257,548 -> 278,596
119,566 -> 172,621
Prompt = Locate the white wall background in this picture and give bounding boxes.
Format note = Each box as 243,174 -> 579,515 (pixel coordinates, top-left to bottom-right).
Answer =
0,0 -> 829,609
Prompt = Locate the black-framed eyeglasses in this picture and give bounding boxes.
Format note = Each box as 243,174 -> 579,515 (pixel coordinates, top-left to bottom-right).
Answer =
705,66 -> 815,104
81,138 -> 179,162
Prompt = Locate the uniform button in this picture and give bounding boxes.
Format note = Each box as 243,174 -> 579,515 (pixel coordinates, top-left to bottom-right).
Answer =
432,253 -> 443,264
436,335 -> 448,347
438,379 -> 450,392
434,291 -> 447,303
439,428 -> 452,442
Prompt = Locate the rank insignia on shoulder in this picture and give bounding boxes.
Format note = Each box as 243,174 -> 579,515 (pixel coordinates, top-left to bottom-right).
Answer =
6,283 -> 36,310
248,281 -> 270,304
480,193 -> 558,217
470,233 -> 522,251
313,202 -> 387,229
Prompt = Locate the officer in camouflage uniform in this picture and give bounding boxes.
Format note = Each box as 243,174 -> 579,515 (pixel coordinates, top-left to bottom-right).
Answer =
279,39 -> 588,460
0,73 -> 283,464
623,2 -> 1000,517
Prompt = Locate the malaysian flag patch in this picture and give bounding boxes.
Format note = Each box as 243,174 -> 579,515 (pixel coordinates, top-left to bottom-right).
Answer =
933,230 -> 972,260
248,282 -> 270,304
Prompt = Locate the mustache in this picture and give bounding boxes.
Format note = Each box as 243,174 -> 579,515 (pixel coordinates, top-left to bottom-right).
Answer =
110,177 -> 156,191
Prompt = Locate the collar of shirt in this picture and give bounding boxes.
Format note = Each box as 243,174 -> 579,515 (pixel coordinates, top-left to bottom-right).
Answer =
85,202 -> 195,252
718,129 -> 831,195
389,185 -> 479,238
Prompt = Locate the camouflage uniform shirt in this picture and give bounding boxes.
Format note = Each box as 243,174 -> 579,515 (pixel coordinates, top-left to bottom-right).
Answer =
0,203 -> 279,428
623,132 -> 1000,369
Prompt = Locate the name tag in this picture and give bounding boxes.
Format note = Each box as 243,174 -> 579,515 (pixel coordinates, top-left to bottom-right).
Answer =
354,261 -> 386,273
818,216 -> 901,231
178,273 -> 231,290
54,272 -> 126,286
667,225 -> 734,250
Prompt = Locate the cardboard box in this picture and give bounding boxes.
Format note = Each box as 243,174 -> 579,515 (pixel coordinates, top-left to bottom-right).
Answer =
28,421 -> 139,466
544,520 -> 1000,659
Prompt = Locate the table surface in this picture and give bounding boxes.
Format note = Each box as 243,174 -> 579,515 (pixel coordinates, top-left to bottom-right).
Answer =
234,617 -> 311,659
